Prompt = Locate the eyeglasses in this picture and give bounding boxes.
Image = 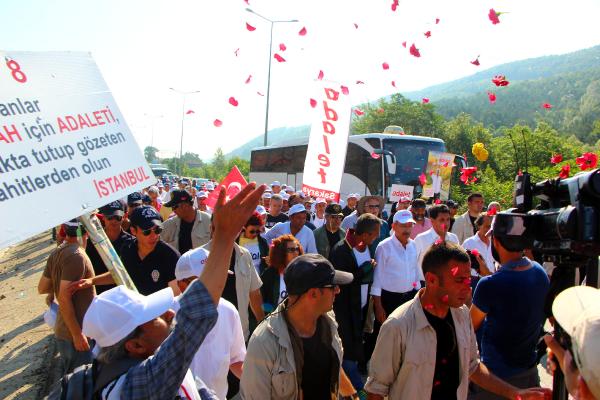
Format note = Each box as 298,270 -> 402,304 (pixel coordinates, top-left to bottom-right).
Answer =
141,226 -> 163,236
107,215 -> 123,222
286,247 -> 301,254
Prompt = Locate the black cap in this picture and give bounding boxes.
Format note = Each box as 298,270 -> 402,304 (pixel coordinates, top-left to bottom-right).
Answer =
325,203 -> 344,216
129,205 -> 163,230
284,254 -> 353,295
164,189 -> 193,208
127,192 -> 143,206
99,201 -> 124,217
142,194 -> 152,205
446,200 -> 458,209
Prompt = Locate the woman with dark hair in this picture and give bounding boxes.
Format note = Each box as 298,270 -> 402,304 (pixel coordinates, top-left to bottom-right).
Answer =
236,211 -> 270,276
260,234 -> 303,314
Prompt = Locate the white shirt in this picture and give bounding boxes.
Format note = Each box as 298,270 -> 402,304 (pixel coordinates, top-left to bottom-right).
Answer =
240,239 -> 261,275
278,274 -> 287,304
190,299 -> 246,400
431,173 -> 442,194
312,214 -> 325,229
413,228 -> 460,272
159,190 -> 172,203
352,247 -> 371,309
341,210 -> 359,230
373,235 -> 421,296
262,222 -> 318,254
462,233 -> 496,275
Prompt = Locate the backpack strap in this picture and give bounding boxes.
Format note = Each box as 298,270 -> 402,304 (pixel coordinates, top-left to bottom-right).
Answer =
93,357 -> 143,396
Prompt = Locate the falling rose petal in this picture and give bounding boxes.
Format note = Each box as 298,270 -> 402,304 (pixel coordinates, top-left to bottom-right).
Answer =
550,154 -> 563,165
441,294 -> 449,303
377,108 -> 385,114
422,98 -> 430,104
310,98 -> 317,108
424,304 -> 434,310
341,85 -> 350,95
542,103 -> 553,109
185,110 -> 195,115
487,91 -> 496,104
412,281 -> 418,288
460,167 -> 478,185
492,75 -> 509,87
354,23 -> 359,29
245,74 -> 252,84
279,43 -> 287,52
471,249 -> 480,257
435,18 -> 440,24
274,53 -> 286,62
471,56 -> 480,66
356,80 -> 365,84
488,8 -> 501,25
354,108 -> 365,116
298,26 -> 307,36
213,119 -> 223,127
518,169 -> 523,176
419,173 -> 427,186
576,152 -> 598,170
391,0 -> 399,12
257,91 -> 264,96
371,152 -> 381,159
429,170 -> 435,176
228,97 -> 239,107
463,278 -> 472,286
391,81 -> 397,88
434,381 -> 441,387
424,30 -> 432,38
559,164 -> 571,179
317,70 -> 324,80
409,43 -> 421,57
441,223 -> 446,231
434,199 -> 442,205
234,48 -> 240,57
382,62 -> 390,70
246,22 -> 256,31
451,266 -> 459,276
486,207 -> 498,216
402,41 -> 407,48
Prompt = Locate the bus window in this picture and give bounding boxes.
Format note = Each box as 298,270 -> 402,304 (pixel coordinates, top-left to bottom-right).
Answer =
345,143 -> 382,196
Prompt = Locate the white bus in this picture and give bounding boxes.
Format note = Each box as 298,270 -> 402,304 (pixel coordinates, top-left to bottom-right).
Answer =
249,127 -> 466,211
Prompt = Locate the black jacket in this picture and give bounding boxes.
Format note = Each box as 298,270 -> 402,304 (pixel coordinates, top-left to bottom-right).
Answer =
259,267 -> 282,314
329,240 -> 373,362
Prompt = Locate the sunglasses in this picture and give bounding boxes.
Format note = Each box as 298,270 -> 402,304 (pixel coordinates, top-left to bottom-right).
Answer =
286,247 -> 301,254
107,215 -> 123,222
141,226 -> 163,236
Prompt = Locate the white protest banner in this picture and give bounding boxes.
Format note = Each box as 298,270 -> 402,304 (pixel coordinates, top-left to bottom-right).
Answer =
0,52 -> 154,249
389,184 -> 414,202
301,81 -> 351,202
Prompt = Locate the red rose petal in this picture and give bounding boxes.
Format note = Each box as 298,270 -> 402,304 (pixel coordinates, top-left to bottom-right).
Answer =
422,98 -> 430,104
435,18 -> 440,24
371,152 -> 381,159
576,152 -> 598,170
487,91 -> 496,104
424,304 -> 434,310
213,119 -> 222,127
492,75 -> 509,87
424,30 -> 432,38
310,98 -> 317,108
279,43 -> 287,52
434,199 -> 442,204
377,108 -> 385,114
559,164 -> 570,179
186,110 -> 195,115
471,249 -> 480,257
234,48 -> 240,57
317,70 -> 324,80
488,8 -> 501,25
354,23 -> 359,29
391,81 -> 397,88
471,56 -> 480,66
228,97 -> 239,107
542,103 -> 553,109
409,43 -> 421,57
419,173 -> 427,186
298,26 -> 307,36
412,281 -> 418,288
257,91 -> 264,96
550,154 -> 563,165
441,294 -> 449,303
354,108 -> 364,116
246,22 -> 256,31
402,41 -> 407,48
451,266 -> 459,276
382,62 -> 390,70
274,53 -> 286,62
463,277 -> 472,286
341,85 -> 350,95
245,74 -> 252,84
356,80 -> 365,84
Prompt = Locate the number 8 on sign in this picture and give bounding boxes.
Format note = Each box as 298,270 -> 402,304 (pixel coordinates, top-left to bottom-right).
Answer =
6,58 -> 27,83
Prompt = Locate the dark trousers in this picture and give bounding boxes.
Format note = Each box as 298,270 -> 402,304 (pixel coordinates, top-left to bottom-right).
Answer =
381,288 -> 418,316
468,366 -> 540,400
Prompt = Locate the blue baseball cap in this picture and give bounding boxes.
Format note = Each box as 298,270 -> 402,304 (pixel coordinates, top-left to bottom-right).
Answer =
129,206 -> 163,230
127,192 -> 143,206
99,201 -> 125,217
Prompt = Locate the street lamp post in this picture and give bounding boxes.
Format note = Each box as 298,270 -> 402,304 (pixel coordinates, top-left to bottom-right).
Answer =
169,88 -> 200,175
246,8 -> 297,147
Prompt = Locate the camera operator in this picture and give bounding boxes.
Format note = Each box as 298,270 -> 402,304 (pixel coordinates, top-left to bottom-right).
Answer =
469,213 -> 550,399
544,286 -> 600,400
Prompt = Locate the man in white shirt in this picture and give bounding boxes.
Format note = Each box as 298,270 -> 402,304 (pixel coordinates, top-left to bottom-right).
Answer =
414,204 -> 460,272
263,204 -> 318,254
311,198 -> 327,229
462,213 -> 496,279
373,210 -> 421,324
175,247 -> 246,400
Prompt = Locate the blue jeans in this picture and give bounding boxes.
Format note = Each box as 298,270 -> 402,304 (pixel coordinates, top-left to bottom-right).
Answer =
342,359 -> 364,391
56,338 -> 93,375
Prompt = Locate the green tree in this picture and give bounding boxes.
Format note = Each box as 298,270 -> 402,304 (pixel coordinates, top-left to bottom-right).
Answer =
144,146 -> 159,163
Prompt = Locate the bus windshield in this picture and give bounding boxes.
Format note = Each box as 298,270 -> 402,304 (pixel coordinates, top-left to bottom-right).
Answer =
383,138 -> 446,194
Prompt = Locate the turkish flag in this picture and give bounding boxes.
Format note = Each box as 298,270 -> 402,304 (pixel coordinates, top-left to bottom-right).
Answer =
205,166 -> 248,209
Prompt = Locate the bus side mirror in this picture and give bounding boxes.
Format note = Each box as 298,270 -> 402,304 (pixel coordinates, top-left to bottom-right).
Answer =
386,154 -> 397,175
455,155 -> 467,169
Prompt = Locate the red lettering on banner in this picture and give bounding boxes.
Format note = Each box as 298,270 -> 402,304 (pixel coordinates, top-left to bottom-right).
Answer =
322,121 -> 336,134
93,166 -> 151,198
0,124 -> 22,143
324,88 -> 339,101
93,111 -> 106,125
57,118 -> 70,133
322,135 -> 330,154
318,168 -> 327,183
55,108 -> 116,133
302,183 -> 340,202
323,101 -> 338,121
78,114 -> 91,129
318,154 -> 330,167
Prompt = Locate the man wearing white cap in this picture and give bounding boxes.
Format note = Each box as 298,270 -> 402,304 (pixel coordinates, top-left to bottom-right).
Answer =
175,248 -> 246,400
263,204 -> 318,254
76,182 -> 266,400
545,286 -> 600,400
195,191 -> 212,214
285,186 -> 295,195
271,181 -> 281,194
261,192 -> 272,211
342,193 -> 359,217
311,198 -> 327,229
373,210 -> 421,324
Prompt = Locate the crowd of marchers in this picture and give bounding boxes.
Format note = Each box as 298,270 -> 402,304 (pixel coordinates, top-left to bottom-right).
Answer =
37,177 -> 599,400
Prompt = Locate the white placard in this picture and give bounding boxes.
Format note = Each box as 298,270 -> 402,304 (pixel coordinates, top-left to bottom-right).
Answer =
389,184 -> 414,202
301,81 -> 352,202
0,51 -> 153,249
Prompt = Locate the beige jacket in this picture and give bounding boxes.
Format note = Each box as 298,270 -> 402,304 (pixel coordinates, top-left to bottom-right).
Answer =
240,305 -> 343,400
365,290 -> 480,400
451,211 -> 475,244
161,210 -> 211,251
202,241 -> 262,340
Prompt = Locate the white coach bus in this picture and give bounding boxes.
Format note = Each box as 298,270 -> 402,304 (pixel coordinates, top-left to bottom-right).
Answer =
249,126 -> 466,210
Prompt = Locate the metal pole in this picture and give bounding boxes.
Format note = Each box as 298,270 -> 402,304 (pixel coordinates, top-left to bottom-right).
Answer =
179,94 -> 186,175
264,21 -> 274,147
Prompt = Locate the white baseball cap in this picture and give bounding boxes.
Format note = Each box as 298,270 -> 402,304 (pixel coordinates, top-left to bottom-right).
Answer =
82,286 -> 174,347
196,191 -> 208,198
285,187 -> 295,193
175,247 -> 209,281
347,193 -> 358,200
399,195 -> 412,203
271,181 -> 281,187
256,205 -> 268,215
281,193 -> 290,200
262,192 -> 272,199
289,203 -> 307,216
315,198 -> 327,205
553,286 -> 600,399
393,209 -> 416,224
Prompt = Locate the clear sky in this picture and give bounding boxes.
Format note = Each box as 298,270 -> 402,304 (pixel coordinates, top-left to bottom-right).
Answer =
2,0 -> 600,159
